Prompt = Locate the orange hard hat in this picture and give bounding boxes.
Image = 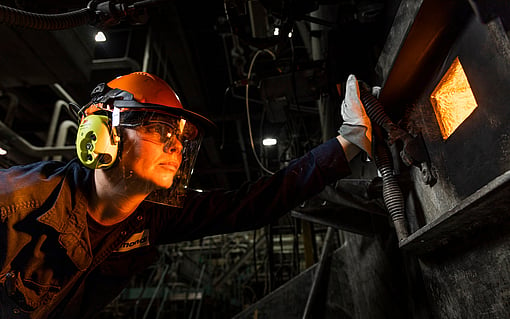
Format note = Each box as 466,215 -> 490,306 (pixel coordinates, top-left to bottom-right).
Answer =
105,72 -> 215,133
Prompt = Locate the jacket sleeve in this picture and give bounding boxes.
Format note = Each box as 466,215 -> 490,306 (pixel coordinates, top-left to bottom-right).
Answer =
151,138 -> 352,244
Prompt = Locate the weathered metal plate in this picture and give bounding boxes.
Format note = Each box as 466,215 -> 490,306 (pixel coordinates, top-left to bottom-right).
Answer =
400,170 -> 510,254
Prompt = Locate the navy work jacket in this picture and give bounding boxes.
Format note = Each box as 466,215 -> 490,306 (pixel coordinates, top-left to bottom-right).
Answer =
0,138 -> 350,318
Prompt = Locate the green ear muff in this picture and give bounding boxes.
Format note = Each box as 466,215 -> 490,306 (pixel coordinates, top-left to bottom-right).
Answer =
76,114 -> 119,169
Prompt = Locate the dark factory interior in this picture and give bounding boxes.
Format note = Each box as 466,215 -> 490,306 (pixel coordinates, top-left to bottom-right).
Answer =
0,0 -> 509,318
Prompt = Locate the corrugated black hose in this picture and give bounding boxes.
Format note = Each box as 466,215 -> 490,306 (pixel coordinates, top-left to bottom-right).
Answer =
359,86 -> 409,242
0,4 -> 93,30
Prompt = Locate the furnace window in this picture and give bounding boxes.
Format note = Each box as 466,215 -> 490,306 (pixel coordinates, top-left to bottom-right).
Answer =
430,57 -> 478,140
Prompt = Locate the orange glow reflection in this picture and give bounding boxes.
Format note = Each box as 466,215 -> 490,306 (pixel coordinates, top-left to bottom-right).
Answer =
430,57 -> 478,140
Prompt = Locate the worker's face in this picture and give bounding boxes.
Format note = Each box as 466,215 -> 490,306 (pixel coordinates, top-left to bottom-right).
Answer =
121,122 -> 184,190
114,111 -> 203,207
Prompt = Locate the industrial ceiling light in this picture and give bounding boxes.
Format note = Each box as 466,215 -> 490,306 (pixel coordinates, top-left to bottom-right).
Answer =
430,57 -> 478,140
262,137 -> 277,146
95,31 -> 107,42
0,146 -> 7,156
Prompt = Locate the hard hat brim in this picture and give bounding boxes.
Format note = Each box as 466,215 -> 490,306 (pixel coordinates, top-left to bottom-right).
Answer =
113,100 -> 217,136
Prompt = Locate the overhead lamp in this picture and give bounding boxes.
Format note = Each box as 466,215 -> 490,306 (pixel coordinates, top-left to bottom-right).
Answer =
95,31 -> 107,42
274,27 -> 280,36
0,146 -> 7,156
262,138 -> 277,146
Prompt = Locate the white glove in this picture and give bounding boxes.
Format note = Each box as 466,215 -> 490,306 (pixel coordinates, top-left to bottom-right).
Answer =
338,74 -> 373,158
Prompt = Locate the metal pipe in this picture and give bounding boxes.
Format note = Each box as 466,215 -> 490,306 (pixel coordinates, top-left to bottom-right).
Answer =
1,91 -> 18,127
154,288 -> 169,319
92,57 -> 141,71
214,235 -> 265,287
220,34 -> 234,86
188,264 -> 205,319
302,227 -> 334,319
0,120 -> 75,158
52,84 -> 78,105
142,26 -> 152,72
266,225 -> 275,292
142,264 -> 170,319
310,7 -> 323,62
235,119 -> 252,181
194,286 -> 204,319
134,265 -> 159,319
52,120 -> 78,161
46,100 -> 67,149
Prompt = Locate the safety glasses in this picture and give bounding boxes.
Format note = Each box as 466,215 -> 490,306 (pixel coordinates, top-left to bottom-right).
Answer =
135,120 -> 197,145
121,112 -> 200,143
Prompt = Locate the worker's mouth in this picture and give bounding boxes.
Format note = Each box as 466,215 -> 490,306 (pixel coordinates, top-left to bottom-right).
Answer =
159,162 -> 180,171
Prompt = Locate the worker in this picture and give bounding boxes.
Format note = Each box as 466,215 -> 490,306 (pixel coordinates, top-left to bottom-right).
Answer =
0,72 -> 372,318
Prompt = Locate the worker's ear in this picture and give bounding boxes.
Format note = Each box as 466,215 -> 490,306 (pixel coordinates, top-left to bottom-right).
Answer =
76,114 -> 119,169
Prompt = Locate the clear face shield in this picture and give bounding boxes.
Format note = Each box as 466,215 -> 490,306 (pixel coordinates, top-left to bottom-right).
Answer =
119,110 -> 203,208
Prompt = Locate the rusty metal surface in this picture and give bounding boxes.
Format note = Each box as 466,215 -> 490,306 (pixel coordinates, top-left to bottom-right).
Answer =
406,15 -> 510,223
324,233 -> 431,319
377,0 -> 510,237
339,0 -> 510,318
400,170 -> 510,254
376,0 -> 472,118
418,225 -> 510,319
440,17 -> 510,197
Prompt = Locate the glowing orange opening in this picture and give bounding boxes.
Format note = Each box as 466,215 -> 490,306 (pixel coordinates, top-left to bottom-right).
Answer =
430,57 -> 478,140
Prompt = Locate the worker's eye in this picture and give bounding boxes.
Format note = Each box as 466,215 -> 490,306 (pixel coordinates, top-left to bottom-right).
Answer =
140,123 -> 164,137
139,123 -> 177,143
145,124 -> 164,135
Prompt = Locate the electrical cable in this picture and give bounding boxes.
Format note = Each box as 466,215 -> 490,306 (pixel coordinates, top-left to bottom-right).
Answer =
245,49 -> 276,175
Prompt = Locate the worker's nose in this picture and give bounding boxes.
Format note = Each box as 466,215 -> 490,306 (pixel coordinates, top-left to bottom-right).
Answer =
163,135 -> 183,155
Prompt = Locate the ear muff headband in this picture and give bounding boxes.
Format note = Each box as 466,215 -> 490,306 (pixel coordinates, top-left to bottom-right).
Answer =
76,114 -> 119,169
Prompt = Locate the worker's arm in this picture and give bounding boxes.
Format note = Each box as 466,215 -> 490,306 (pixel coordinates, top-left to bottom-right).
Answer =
151,74 -> 374,243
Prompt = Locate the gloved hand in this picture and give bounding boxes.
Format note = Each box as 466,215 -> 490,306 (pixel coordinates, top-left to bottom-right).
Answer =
338,74 -> 373,158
